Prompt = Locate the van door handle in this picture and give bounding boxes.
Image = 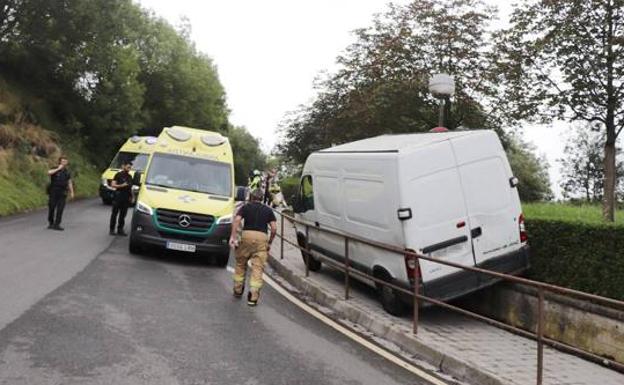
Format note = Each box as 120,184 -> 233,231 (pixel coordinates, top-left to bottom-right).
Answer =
471,227 -> 482,238
315,221 -> 320,227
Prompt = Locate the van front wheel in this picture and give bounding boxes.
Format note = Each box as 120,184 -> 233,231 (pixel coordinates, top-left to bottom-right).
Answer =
375,271 -> 407,316
296,232 -> 321,272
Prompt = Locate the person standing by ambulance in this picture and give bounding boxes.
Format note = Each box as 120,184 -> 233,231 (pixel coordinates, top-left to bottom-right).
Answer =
229,188 -> 277,306
47,156 -> 74,231
109,160 -> 133,236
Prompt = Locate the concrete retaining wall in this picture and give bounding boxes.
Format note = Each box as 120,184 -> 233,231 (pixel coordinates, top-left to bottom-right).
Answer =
459,283 -> 624,364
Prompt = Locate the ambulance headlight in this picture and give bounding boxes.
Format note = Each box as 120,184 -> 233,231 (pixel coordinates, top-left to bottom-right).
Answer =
216,214 -> 233,225
136,201 -> 153,216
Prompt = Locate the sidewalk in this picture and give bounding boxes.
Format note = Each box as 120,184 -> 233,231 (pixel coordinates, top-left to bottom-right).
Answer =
267,221 -> 624,385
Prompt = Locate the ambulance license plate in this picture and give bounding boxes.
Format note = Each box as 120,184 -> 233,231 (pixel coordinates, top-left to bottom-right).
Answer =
166,242 -> 196,253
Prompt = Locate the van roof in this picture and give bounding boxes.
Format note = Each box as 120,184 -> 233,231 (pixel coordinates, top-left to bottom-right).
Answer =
317,130 -> 489,154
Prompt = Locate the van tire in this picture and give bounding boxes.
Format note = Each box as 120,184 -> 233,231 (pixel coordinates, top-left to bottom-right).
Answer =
375,270 -> 407,316
296,232 -> 321,272
215,252 -> 229,268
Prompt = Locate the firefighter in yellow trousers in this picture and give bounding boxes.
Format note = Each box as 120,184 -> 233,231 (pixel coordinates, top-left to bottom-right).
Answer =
229,189 -> 277,306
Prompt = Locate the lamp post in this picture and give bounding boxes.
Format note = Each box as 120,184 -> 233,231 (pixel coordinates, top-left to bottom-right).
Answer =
428,74 -> 455,129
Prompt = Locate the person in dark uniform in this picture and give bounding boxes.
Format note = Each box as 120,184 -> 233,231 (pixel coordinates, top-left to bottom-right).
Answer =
47,156 -> 75,231
229,188 -> 277,306
109,160 -> 133,236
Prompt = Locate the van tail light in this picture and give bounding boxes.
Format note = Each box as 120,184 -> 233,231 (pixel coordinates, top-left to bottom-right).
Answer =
405,249 -> 422,285
519,213 -> 528,243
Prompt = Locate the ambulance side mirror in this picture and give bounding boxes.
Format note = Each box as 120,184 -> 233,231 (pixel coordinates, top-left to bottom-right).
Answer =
133,171 -> 143,186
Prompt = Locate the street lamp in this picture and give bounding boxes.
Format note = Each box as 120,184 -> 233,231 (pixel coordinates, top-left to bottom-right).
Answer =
428,73 -> 455,129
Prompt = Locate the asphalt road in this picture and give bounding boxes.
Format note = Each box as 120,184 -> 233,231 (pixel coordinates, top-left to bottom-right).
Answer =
0,199 -> 426,385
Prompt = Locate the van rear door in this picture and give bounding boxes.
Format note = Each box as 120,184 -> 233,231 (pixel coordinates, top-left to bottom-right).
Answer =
451,133 -> 523,273
399,141 -> 477,297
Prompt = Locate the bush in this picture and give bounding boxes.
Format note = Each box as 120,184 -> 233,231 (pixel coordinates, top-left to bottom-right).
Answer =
280,176 -> 300,205
526,218 -> 624,300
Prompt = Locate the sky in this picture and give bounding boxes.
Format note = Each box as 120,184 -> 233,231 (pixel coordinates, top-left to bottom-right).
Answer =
137,0 -> 567,196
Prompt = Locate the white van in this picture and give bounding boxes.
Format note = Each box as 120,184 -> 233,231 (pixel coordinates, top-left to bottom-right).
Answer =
293,130 -> 529,315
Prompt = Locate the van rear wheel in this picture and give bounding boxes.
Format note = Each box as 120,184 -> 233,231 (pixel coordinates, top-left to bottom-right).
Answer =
375,271 -> 407,316
297,232 -> 321,272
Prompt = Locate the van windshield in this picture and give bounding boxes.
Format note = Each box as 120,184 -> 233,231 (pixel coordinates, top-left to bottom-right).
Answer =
110,152 -> 149,171
146,153 -> 232,197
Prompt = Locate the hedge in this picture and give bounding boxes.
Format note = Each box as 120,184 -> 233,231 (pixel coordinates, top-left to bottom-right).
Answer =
280,176 -> 300,205
525,218 -> 624,300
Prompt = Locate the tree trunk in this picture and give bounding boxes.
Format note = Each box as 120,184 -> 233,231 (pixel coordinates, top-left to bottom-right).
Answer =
603,140 -> 616,222
602,0 -> 616,222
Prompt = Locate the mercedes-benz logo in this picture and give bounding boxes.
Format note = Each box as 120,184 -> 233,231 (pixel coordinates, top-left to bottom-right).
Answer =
178,214 -> 192,228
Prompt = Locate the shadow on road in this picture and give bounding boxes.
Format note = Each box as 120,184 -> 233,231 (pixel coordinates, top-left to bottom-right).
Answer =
118,240 -> 229,269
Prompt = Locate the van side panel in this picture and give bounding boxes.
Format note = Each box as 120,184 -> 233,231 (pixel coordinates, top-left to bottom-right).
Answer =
306,153 -> 408,284
398,141 -> 476,288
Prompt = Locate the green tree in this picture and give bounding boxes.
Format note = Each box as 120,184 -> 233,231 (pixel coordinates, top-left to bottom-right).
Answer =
228,125 -> 266,186
133,15 -> 227,135
506,135 -> 553,201
279,0 -> 499,162
559,126 -> 624,201
496,0 -> 624,221
278,0 -> 552,201
0,0 -> 229,165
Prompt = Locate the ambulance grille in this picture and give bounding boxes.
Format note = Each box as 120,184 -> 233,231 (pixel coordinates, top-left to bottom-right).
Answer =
156,209 -> 215,232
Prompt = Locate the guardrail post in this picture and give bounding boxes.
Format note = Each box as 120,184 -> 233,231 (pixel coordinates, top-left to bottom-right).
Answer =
280,214 -> 284,260
537,288 -> 545,385
344,238 -> 350,300
413,258 -> 420,335
304,225 -> 310,277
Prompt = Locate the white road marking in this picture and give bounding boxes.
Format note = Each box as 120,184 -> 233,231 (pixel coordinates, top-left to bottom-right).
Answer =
226,265 -> 448,385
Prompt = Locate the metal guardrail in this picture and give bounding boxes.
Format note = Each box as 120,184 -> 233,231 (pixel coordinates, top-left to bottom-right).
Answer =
273,210 -> 624,385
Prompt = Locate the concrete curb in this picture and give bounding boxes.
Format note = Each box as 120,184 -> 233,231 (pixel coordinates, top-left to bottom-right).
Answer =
268,254 -> 509,385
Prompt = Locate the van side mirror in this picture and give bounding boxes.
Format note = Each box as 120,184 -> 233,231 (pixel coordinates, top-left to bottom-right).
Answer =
235,186 -> 247,202
132,171 -> 143,186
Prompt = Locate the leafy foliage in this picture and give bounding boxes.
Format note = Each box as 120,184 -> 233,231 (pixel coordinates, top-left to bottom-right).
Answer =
228,125 -> 266,186
559,126 -> 624,201
506,135 -> 553,201
279,0 -> 498,163
278,0 -> 552,201
497,0 -> 624,220
526,218 -> 624,300
279,176 -> 300,204
0,0 -> 229,166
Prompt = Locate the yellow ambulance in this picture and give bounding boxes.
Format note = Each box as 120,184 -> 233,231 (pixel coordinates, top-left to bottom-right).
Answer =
129,126 -> 244,266
99,136 -> 157,204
